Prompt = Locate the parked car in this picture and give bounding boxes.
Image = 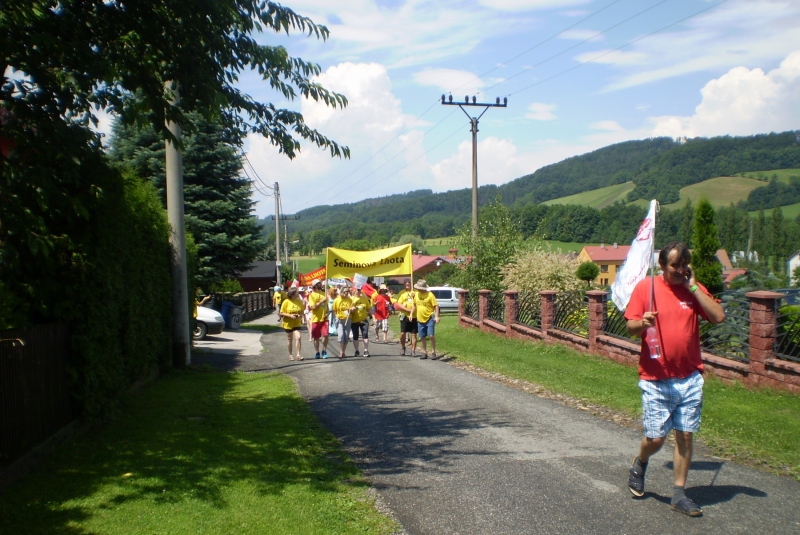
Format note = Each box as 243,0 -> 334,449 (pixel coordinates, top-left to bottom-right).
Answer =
194,306 -> 225,340
428,286 -> 464,310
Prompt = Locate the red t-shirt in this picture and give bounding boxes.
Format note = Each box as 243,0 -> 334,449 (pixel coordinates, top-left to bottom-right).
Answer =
624,276 -> 712,381
373,294 -> 391,320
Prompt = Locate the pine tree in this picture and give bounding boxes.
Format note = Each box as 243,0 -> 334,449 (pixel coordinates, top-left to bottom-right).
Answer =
691,198 -> 724,294
109,113 -> 265,288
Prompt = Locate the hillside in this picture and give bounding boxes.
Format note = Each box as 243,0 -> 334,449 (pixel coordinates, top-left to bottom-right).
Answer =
262,131 -> 800,253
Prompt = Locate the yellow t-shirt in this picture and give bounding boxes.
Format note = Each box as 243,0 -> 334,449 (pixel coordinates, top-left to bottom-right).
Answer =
333,296 -> 353,320
351,295 -> 371,323
395,290 -> 416,320
307,290 -> 328,323
414,291 -> 438,323
273,290 -> 286,307
280,298 -> 304,330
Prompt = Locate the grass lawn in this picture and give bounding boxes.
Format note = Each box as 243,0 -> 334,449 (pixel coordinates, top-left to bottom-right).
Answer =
0,369 -> 397,535
429,316 -> 800,480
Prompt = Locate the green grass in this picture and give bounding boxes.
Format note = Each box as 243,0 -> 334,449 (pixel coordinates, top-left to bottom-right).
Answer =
0,370 -> 397,535
748,201 -> 800,219
542,181 -> 637,210
293,255 -> 325,273
661,176 -> 769,210
430,316 -> 800,479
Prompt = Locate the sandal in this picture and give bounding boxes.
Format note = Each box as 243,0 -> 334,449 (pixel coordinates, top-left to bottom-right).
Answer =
628,457 -> 645,498
297,356 -> 304,361
671,497 -> 703,517
289,357 -> 295,361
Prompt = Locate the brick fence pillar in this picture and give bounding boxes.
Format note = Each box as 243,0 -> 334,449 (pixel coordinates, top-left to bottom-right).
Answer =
458,289 -> 467,318
540,291 -> 557,338
504,290 -> 518,338
478,290 -> 490,324
746,290 -> 783,387
587,290 -> 608,352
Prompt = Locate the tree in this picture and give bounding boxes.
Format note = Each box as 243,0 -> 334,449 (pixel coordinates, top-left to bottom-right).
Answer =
2,1 -> 349,261
109,112 -> 266,288
502,244 -> 584,294
394,234 -> 427,255
453,196 -> 521,293
679,199 -> 694,247
691,198 -> 724,294
576,261 -> 600,287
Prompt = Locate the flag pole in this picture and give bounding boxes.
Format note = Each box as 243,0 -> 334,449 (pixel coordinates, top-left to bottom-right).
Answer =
649,200 -> 659,313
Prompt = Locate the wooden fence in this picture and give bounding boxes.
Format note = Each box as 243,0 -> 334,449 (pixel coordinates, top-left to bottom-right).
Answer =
1,323 -> 76,472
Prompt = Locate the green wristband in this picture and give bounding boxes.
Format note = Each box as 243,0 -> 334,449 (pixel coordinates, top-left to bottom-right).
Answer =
690,284 -> 699,293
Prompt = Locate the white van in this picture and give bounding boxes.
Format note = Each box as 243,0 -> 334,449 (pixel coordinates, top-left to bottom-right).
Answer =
428,286 -> 464,310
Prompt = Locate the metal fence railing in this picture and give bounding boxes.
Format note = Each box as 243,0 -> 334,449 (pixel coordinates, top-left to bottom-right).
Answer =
465,293 -> 479,321
515,291 -> 542,330
553,291 -> 589,338
487,291 -> 505,323
700,290 -> 751,363
603,298 -> 637,343
775,297 -> 800,364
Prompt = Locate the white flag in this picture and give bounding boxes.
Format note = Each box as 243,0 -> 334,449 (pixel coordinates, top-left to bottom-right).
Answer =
611,200 -> 657,310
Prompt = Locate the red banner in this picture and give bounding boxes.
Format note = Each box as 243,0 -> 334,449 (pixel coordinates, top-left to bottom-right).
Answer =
300,266 -> 327,286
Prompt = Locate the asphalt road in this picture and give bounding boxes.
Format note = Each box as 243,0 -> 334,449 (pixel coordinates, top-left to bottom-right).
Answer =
193,319 -> 800,534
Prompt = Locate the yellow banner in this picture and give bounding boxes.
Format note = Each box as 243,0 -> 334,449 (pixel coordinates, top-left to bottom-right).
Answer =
326,244 -> 413,279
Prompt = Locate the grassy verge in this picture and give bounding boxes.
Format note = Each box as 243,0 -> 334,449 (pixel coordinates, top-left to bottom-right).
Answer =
241,322 -> 282,333
0,369 -> 398,535
430,316 -> 800,480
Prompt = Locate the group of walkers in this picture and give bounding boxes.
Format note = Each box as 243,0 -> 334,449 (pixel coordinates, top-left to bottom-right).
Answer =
274,278 -> 441,361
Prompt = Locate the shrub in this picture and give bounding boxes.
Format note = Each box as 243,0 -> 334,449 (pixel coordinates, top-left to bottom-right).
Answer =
502,243 -> 584,294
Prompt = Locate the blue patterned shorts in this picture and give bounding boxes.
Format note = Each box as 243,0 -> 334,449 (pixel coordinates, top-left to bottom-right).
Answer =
639,371 -> 704,438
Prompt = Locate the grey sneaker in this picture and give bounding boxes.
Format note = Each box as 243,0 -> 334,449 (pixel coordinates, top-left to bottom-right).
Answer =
364,350 -> 370,357
354,350 -> 360,357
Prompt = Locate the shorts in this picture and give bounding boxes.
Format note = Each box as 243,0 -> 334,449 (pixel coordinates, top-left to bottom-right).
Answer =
375,319 -> 389,332
284,327 -> 301,333
351,321 -> 368,341
640,371 -> 704,439
336,318 -> 351,343
400,317 -> 418,334
311,321 -> 329,339
418,317 -> 436,339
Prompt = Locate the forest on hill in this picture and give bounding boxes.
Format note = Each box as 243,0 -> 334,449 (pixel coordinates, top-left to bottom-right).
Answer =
262,130 -> 800,261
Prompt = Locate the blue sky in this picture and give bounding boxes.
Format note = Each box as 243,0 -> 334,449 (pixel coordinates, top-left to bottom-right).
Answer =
213,1 -> 800,217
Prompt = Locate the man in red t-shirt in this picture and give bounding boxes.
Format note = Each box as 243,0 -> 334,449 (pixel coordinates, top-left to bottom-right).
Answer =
624,241 -> 725,517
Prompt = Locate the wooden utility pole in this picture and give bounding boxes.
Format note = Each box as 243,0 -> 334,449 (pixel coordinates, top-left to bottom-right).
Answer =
441,94 -> 507,238
164,81 -> 191,366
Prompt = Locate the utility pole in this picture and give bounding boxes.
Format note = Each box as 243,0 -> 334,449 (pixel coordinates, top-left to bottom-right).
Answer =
274,182 -> 281,287
164,80 -> 191,366
442,94 -> 507,238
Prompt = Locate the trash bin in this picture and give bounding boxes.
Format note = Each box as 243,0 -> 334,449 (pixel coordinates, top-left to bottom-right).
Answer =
220,301 -> 234,328
229,306 -> 242,330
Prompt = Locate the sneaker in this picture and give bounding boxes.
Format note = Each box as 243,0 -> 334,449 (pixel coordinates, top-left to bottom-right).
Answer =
322,351 -> 328,359
315,352 -> 321,359
628,457 -> 646,498
431,352 -> 439,360
354,351 -> 360,357
401,348 -> 406,356
364,350 -> 370,357
419,354 -> 428,359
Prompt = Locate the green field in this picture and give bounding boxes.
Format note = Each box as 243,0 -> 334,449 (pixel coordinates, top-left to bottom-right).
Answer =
542,181 -> 638,210
543,169 -> 800,216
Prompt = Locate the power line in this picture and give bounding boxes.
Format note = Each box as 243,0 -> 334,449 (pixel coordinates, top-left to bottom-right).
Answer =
507,0 -> 729,97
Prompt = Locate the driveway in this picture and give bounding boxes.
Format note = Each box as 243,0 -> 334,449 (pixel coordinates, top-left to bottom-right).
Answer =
193,319 -> 800,534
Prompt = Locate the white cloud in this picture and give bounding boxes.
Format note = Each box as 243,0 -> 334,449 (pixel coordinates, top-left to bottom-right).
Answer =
590,120 -> 623,132
479,0 -> 590,12
413,68 -> 485,95
600,0 -> 800,91
245,62 -> 432,216
649,50 -> 800,138
525,102 -> 557,121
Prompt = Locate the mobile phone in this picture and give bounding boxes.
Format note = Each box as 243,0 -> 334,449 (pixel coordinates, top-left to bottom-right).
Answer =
685,266 -> 693,279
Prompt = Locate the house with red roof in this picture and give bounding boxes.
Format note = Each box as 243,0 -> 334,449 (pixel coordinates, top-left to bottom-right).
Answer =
577,243 -> 631,286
